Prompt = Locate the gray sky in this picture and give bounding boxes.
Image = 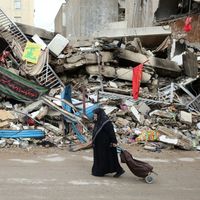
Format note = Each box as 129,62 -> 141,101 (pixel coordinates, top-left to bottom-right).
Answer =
34,0 -> 65,31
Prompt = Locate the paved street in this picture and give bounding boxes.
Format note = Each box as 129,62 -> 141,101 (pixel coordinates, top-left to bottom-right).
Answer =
0,147 -> 200,200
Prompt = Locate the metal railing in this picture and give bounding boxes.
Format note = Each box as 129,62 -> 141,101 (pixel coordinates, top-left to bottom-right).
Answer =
0,8 -> 64,89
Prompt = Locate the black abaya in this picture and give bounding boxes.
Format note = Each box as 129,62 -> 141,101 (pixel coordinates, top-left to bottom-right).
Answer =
92,108 -> 123,176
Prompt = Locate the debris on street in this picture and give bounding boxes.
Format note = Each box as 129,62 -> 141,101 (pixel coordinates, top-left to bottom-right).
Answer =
0,0 -> 200,152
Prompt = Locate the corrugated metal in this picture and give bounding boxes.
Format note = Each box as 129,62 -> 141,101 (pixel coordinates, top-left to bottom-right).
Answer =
0,129 -> 45,138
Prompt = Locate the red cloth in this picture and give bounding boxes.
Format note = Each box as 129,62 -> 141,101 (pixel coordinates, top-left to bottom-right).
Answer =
132,63 -> 143,100
184,17 -> 192,32
27,118 -> 35,126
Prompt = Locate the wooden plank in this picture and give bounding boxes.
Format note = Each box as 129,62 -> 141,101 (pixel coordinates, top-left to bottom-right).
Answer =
69,141 -> 92,152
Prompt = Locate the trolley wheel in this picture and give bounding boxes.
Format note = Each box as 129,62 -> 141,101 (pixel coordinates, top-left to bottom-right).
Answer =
145,175 -> 154,184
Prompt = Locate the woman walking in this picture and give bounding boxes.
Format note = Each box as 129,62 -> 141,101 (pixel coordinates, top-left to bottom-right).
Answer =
92,108 -> 125,177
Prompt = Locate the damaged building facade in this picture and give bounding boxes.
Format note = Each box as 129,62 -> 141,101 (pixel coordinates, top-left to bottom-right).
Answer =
55,0 -> 160,39
55,0 -> 119,38
0,0 -> 200,152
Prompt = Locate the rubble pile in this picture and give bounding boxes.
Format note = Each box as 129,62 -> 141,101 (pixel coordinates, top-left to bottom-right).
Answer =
0,8 -> 200,152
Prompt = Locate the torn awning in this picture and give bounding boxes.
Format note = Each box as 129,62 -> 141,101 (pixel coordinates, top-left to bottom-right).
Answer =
0,66 -> 48,102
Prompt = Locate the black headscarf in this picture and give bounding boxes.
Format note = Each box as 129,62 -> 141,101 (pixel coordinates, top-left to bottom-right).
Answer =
93,108 -> 110,138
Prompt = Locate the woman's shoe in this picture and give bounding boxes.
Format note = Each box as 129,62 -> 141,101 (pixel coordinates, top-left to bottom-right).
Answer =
113,169 -> 125,178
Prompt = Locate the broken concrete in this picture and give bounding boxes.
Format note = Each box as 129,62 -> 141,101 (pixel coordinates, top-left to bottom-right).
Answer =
94,26 -> 171,40
0,110 -> 16,121
118,49 -> 181,73
179,111 -> 193,125
0,4 -> 200,152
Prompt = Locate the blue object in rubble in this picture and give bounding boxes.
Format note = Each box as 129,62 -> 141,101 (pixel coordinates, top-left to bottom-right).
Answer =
0,129 -> 45,138
61,85 -> 99,120
61,85 -> 100,143
61,84 -> 72,113
71,123 -> 87,143
75,103 -> 100,120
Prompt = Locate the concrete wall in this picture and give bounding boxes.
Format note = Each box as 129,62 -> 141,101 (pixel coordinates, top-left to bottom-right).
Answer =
125,0 -> 159,27
55,0 -> 118,38
55,3 -> 66,36
0,0 -> 34,26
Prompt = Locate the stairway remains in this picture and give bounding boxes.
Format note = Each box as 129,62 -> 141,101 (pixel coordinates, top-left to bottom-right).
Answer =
187,94 -> 200,113
0,8 -> 64,89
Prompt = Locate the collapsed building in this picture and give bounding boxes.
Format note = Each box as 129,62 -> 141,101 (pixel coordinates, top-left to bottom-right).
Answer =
0,0 -> 200,152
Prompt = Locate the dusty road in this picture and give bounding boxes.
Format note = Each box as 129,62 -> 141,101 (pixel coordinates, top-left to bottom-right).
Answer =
0,145 -> 200,200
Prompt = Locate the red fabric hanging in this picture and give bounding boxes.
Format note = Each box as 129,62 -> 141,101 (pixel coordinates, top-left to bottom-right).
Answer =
132,63 -> 143,100
183,17 -> 192,32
